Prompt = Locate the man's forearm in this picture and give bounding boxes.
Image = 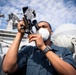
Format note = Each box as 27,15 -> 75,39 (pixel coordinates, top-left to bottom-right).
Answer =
45,51 -> 76,75
2,32 -> 23,73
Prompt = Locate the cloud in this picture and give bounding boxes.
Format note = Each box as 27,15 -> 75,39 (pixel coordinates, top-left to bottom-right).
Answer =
0,0 -> 76,31
0,20 -> 1,26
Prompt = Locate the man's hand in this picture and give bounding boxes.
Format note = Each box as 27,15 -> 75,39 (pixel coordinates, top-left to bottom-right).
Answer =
28,34 -> 46,50
17,20 -> 26,34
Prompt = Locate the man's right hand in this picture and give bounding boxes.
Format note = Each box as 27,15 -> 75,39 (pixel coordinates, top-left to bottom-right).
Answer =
17,20 -> 26,34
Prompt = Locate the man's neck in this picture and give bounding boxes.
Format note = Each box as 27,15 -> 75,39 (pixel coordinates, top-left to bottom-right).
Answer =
44,38 -> 51,46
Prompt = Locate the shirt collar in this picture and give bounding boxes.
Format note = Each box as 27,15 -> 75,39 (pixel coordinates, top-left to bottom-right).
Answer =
34,42 -> 57,51
50,42 -> 58,52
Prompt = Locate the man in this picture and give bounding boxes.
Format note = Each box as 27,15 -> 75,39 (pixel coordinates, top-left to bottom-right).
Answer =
2,20 -> 76,75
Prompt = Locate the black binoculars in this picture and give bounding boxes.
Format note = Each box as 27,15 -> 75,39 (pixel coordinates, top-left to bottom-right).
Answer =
21,6 -> 39,34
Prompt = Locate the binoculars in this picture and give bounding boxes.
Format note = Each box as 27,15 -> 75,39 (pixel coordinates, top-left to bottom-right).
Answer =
21,6 -> 39,34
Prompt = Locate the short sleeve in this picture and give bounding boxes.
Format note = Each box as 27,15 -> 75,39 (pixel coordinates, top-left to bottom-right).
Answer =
63,48 -> 76,69
17,46 -> 28,70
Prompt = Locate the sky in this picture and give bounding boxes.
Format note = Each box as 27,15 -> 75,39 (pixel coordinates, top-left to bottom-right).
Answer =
0,0 -> 76,31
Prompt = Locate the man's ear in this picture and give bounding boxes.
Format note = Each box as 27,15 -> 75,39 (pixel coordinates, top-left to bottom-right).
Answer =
49,30 -> 53,35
